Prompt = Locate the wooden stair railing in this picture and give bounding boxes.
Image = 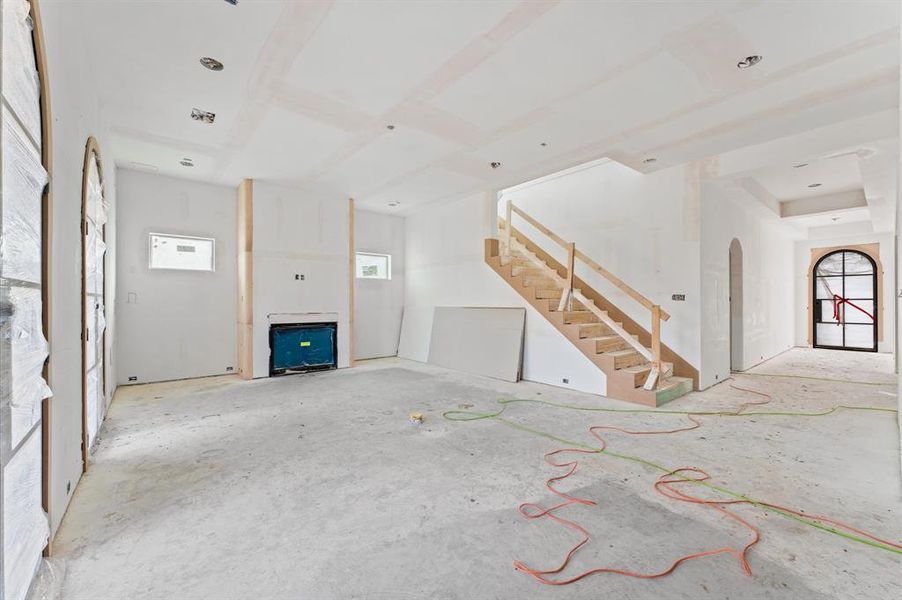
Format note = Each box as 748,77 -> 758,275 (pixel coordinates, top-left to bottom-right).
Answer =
503,200 -> 670,390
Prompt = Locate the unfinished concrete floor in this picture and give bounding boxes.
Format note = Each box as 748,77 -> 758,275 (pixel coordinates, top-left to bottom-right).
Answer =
36,348 -> 900,599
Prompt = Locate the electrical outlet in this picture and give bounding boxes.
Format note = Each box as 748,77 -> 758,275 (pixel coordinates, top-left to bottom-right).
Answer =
672,294 -> 686,301
128,376 -> 137,382
562,378 -> 569,384
295,274 -> 305,281
226,366 -> 233,372
66,481 -> 71,494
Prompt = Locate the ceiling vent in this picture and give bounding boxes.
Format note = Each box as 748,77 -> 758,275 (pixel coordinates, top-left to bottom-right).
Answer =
191,108 -> 216,124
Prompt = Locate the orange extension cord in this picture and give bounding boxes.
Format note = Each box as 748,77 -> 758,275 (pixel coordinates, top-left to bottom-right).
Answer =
500,384 -> 902,585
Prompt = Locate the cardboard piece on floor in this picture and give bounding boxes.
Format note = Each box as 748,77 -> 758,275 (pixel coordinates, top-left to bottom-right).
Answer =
427,307 -> 525,382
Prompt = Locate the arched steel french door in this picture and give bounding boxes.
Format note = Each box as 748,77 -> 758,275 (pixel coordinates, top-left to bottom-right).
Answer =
812,250 -> 877,352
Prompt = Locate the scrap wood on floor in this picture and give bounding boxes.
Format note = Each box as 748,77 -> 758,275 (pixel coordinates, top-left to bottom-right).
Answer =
443,377 -> 902,586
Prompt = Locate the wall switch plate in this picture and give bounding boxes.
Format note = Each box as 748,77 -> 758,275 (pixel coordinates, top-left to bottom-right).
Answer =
671,294 -> 686,301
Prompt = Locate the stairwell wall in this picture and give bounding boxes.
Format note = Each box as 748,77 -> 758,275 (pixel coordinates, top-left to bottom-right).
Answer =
499,159 -> 703,379
400,192 -> 607,395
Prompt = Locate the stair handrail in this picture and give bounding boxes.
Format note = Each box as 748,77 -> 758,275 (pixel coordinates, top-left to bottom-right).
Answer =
504,200 -> 669,388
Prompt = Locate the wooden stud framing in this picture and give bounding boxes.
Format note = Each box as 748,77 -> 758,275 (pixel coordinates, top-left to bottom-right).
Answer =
237,179 -> 254,379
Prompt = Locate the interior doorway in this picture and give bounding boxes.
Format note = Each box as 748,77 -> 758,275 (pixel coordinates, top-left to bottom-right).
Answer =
81,138 -> 107,468
729,239 -> 743,371
812,249 -> 877,352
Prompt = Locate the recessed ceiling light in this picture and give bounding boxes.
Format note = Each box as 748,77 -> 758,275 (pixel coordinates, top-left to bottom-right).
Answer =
387,201 -> 400,207
490,161 -> 501,169
737,55 -> 763,69
808,183 -> 822,188
200,57 -> 224,72
792,163 -> 808,168
180,158 -> 194,167
191,108 -> 216,124
642,157 -> 658,164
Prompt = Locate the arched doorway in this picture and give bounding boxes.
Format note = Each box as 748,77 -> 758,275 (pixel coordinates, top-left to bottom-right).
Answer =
812,249 -> 877,352
729,239 -> 743,371
81,138 -> 107,465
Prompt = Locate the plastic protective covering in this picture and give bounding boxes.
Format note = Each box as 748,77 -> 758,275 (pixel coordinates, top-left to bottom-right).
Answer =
84,154 -> 107,448
2,430 -> 49,600
1,0 -> 42,145
1,106 -> 45,284
1,108 -> 50,448
6,286 -> 50,446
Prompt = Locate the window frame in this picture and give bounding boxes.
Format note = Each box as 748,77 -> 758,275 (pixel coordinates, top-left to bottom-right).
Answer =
355,251 -> 392,280
148,232 -> 216,272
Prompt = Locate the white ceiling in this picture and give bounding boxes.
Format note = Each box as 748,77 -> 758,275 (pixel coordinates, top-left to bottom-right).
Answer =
753,155 -> 863,202
65,0 -> 900,214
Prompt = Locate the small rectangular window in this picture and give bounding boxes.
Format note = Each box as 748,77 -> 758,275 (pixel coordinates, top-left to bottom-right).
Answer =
149,233 -> 215,271
355,252 -> 391,280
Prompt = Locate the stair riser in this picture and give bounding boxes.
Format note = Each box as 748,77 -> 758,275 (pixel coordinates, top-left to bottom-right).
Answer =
564,312 -> 599,324
512,267 -> 548,277
578,323 -> 613,338
613,352 -> 645,369
523,277 -> 558,288
595,338 -> 626,353
535,289 -> 562,300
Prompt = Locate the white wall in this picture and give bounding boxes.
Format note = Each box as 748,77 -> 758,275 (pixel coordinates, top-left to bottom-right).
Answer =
400,191 -> 606,395
794,232 -> 895,353
500,159 -> 703,372
700,180 -> 796,388
115,169 -> 237,383
354,210 -> 404,360
251,183 -> 351,377
40,1 -> 118,535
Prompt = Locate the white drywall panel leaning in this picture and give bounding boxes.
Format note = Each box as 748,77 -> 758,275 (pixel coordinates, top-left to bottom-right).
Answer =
428,307 -> 525,382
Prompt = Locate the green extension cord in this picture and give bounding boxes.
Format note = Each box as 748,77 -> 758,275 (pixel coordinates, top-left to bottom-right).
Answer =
443,399 -> 901,555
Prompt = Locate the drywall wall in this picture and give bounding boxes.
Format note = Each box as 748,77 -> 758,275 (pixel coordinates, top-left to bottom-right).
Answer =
39,0 -> 119,538
354,210 -> 404,360
115,169 -> 237,383
400,191 -> 606,394
794,232 -> 895,353
251,183 -> 351,377
700,179 -> 796,388
500,159 -> 703,372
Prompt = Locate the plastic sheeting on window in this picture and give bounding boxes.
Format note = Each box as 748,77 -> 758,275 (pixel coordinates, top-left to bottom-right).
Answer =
2,429 -> 49,600
1,106 -> 46,284
1,0 -> 42,145
4,286 -> 51,447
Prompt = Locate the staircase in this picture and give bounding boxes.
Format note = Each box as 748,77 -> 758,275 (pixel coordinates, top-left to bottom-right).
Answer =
486,204 -> 694,407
